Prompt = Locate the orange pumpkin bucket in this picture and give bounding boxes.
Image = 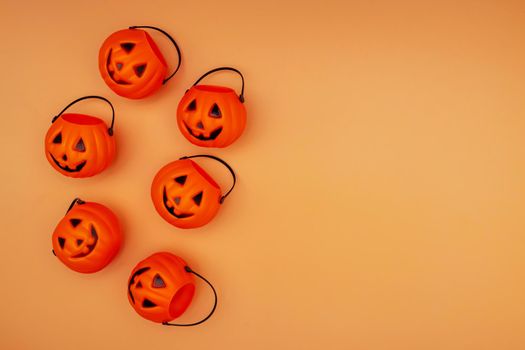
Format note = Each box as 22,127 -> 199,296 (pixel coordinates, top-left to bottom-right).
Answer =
177,67 -> 246,148
52,198 -> 122,273
44,96 -> 116,178
151,155 -> 236,229
99,25 -> 182,99
127,252 -> 217,326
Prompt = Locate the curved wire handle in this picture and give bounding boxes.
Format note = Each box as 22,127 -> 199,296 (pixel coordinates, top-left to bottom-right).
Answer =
162,266 -> 218,327
51,96 -> 115,136
66,197 -> 86,214
179,155 -> 236,204
191,67 -> 245,103
129,25 -> 182,85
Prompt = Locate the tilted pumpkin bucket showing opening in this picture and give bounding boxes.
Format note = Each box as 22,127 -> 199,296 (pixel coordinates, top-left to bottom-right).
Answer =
99,25 -> 182,99
127,252 -> 217,326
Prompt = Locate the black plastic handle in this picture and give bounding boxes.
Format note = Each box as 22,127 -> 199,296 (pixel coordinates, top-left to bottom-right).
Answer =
191,67 -> 245,103
52,96 -> 115,136
179,155 -> 236,204
129,25 -> 182,85
162,266 -> 217,327
66,197 -> 85,214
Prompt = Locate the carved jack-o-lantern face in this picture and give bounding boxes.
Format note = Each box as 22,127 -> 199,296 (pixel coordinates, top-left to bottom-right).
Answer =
45,113 -> 116,178
52,200 -> 122,273
128,252 -> 195,323
99,28 -> 169,99
106,42 -> 150,86
177,67 -> 246,148
151,158 -> 222,229
177,85 -> 246,148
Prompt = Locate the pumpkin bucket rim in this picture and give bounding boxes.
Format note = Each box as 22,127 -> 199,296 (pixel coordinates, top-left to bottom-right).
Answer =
193,85 -> 236,94
168,282 -> 196,320
186,159 -> 221,190
61,113 -> 105,126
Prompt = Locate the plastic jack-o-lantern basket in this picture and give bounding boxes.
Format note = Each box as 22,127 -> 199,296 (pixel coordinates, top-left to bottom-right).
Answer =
177,67 -> 247,148
99,25 -> 182,99
151,155 -> 236,229
44,96 -> 116,178
128,252 -> 217,326
52,198 -> 122,273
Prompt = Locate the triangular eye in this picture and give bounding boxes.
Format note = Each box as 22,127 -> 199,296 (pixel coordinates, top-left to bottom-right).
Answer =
134,64 -> 147,77
91,225 -> 98,239
193,191 -> 203,206
120,42 -> 135,53
152,274 -> 166,288
209,103 -> 221,118
187,99 -> 197,111
142,299 -> 157,308
58,237 -> 65,249
76,239 -> 83,246
69,218 -> 82,227
52,133 -> 62,144
74,138 -> 86,152
174,175 -> 187,185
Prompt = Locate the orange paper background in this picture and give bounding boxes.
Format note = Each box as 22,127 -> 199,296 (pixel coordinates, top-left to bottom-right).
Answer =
1,0 -> 525,349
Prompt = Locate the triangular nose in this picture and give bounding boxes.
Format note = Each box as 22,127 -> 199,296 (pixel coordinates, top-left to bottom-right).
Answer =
196,121 -> 204,130
62,154 -> 68,161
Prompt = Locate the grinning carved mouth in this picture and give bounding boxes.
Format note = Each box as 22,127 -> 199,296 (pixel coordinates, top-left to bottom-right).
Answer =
71,225 -> 99,259
162,187 -> 194,219
184,121 -> 222,141
106,48 -> 131,85
50,153 -> 87,173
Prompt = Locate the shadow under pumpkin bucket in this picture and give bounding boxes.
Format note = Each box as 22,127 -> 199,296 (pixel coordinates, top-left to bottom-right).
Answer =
98,25 -> 182,99
151,155 -> 237,229
44,95 -> 116,178
127,252 -> 217,326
